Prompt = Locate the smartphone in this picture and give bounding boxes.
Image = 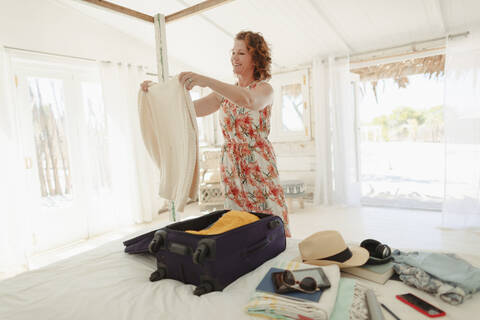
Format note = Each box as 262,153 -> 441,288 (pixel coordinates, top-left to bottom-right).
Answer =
396,293 -> 446,318
272,267 -> 331,294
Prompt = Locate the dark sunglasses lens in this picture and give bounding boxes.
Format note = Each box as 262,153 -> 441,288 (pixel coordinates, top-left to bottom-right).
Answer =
283,270 -> 295,285
299,277 -> 317,292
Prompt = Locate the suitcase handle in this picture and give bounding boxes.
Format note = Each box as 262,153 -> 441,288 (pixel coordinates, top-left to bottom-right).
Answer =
169,242 -> 192,256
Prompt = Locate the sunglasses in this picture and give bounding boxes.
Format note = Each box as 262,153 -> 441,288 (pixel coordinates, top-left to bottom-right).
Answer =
281,270 -> 319,294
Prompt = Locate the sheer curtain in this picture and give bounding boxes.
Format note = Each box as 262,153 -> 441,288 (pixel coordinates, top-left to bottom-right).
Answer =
98,62 -> 159,227
0,45 -> 31,277
442,28 -> 480,230
313,55 -> 360,206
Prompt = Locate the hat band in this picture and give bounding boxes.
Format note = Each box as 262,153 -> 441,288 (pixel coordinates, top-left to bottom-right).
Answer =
321,247 -> 353,263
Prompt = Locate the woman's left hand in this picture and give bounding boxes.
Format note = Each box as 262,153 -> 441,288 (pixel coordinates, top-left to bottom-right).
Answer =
179,72 -> 209,91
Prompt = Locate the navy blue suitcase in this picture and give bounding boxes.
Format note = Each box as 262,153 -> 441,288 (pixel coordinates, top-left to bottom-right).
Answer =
123,209 -> 286,296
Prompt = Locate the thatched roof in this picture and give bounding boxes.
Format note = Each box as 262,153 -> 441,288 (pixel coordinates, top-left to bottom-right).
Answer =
351,55 -> 445,97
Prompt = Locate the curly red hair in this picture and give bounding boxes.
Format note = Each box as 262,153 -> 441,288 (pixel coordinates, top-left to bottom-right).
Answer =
235,31 -> 272,81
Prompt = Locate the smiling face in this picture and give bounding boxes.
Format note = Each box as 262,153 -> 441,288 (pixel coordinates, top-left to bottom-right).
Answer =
231,39 -> 255,77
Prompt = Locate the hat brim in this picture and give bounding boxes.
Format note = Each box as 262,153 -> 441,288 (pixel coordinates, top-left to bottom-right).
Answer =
302,246 -> 369,269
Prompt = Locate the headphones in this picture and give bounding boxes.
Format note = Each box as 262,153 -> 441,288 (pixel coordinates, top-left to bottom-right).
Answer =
360,239 -> 392,265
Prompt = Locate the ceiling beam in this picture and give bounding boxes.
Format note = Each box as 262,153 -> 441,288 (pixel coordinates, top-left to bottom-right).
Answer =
80,0 -> 234,24
80,0 -> 153,22
166,0 -> 234,23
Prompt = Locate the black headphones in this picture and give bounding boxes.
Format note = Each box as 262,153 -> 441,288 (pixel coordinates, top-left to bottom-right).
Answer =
360,239 -> 392,265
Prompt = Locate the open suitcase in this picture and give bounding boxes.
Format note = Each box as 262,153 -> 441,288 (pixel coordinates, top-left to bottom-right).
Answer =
123,209 -> 286,296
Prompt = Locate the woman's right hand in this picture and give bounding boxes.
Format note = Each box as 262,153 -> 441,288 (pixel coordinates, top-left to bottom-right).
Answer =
140,80 -> 153,92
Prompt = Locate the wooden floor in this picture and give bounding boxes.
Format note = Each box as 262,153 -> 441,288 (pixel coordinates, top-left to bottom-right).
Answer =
26,202 -> 480,274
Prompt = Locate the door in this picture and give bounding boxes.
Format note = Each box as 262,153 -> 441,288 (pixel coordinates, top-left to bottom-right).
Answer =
12,55 -> 99,253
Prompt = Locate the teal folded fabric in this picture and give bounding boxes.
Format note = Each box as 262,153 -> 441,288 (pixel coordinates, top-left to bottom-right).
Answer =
330,278 -> 356,320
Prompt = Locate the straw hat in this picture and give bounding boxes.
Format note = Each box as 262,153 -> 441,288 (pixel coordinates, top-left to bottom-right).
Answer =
299,230 -> 369,268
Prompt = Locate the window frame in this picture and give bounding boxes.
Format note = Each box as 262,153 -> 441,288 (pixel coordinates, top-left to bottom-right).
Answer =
269,69 -> 311,142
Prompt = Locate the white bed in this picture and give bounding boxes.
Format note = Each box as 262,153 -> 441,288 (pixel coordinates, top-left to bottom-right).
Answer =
1,228 -> 479,320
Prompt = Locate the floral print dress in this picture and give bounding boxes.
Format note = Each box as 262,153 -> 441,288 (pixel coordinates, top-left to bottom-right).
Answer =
219,81 -> 291,237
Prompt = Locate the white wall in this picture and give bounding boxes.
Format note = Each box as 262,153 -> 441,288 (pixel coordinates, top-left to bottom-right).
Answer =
0,0 -> 156,68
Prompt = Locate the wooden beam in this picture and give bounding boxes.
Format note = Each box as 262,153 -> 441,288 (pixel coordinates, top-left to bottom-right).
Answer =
80,0 -> 234,24
165,0 -> 234,23
81,0 -> 154,23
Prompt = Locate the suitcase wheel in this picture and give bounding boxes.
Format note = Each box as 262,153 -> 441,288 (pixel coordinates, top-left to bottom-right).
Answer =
192,243 -> 209,265
268,219 -> 281,229
193,281 -> 214,296
149,230 -> 166,254
149,268 -> 166,282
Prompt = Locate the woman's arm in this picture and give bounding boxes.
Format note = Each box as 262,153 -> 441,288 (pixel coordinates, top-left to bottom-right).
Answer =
193,92 -> 222,117
179,72 -> 273,111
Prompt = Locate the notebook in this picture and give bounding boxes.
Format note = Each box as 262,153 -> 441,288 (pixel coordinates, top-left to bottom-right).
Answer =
341,261 -> 394,284
256,267 -> 323,303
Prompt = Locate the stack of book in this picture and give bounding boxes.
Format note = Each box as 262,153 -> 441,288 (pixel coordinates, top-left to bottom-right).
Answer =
342,261 -> 395,284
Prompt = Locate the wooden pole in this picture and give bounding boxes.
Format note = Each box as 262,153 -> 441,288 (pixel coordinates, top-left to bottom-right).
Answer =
154,14 -> 169,83
153,13 -> 177,221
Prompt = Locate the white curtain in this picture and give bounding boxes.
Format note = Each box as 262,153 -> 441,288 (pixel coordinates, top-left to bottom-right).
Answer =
442,28 -> 480,230
0,45 -> 31,277
98,62 -> 159,227
313,55 -> 360,206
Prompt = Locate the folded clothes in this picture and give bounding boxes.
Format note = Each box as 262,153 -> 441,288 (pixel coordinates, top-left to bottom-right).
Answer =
393,250 -> 480,305
393,263 -> 467,305
185,210 -> 259,235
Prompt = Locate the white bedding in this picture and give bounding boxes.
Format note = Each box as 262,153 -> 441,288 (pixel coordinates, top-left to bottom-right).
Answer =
0,233 -> 306,320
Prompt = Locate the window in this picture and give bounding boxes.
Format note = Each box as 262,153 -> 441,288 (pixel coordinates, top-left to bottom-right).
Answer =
12,53 -> 106,207
357,73 -> 445,210
270,69 -> 311,141
27,76 -> 73,200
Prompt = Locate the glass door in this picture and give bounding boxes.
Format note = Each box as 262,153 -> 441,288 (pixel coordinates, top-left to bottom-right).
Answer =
13,57 -> 94,253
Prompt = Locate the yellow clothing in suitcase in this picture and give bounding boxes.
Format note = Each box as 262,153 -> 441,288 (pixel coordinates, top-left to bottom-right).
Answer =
186,210 -> 259,235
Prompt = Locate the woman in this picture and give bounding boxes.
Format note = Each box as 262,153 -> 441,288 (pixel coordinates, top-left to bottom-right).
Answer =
142,31 -> 290,237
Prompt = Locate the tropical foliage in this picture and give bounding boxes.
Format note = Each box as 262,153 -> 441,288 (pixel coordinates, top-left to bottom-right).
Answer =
368,105 -> 443,142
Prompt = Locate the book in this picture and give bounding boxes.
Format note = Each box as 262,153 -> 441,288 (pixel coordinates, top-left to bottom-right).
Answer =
341,261 -> 394,284
255,267 -> 323,303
